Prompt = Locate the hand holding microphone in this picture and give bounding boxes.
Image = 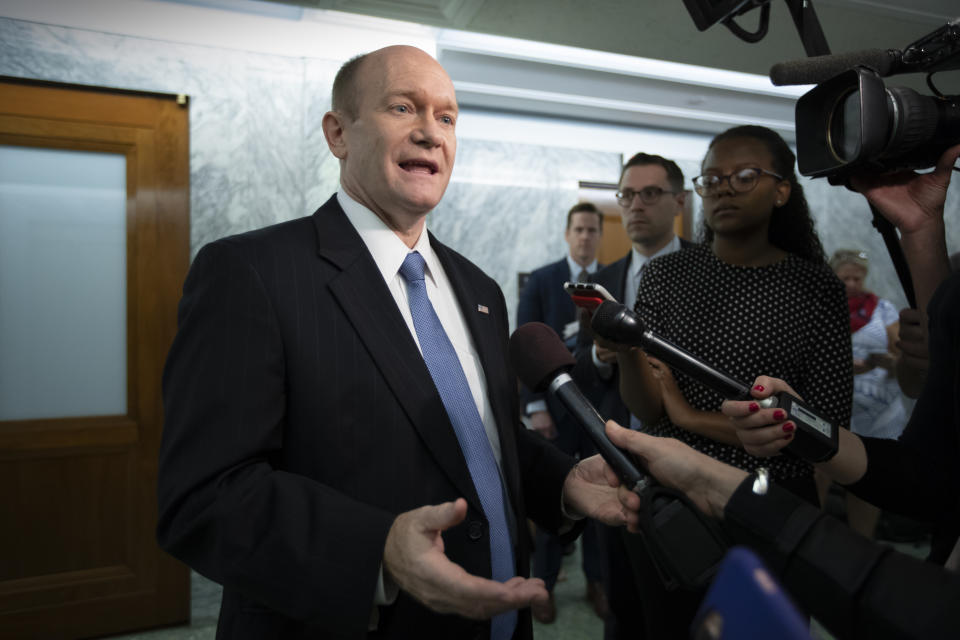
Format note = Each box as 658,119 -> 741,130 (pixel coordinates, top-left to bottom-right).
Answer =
509,321 -> 729,589
509,321 -> 650,495
590,301 -> 838,463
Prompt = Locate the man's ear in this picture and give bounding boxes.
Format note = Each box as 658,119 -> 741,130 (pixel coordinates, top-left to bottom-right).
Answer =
322,111 -> 347,160
674,190 -> 686,216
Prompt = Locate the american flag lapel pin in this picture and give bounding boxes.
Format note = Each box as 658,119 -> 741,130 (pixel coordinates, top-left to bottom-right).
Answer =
477,304 -> 489,315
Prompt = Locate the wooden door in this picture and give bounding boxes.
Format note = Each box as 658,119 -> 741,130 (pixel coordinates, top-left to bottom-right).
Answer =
0,78 -> 190,638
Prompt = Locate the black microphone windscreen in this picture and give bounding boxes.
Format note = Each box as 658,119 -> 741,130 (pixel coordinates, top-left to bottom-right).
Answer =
592,301 -> 625,334
509,322 -> 575,392
769,49 -> 895,85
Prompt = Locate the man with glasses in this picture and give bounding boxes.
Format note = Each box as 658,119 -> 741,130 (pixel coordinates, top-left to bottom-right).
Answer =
574,152 -> 693,640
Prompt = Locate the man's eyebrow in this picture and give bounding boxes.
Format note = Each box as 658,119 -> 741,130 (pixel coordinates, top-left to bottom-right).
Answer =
385,89 -> 458,112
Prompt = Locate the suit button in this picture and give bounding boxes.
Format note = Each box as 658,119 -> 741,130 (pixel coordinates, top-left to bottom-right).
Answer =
468,521 -> 484,540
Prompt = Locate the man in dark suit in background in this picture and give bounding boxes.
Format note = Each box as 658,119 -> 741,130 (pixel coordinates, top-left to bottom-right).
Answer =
515,202 -> 607,622
574,152 -> 693,640
157,45 -> 625,640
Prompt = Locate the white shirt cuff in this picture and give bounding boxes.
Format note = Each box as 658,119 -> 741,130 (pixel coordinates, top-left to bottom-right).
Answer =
592,344 -> 614,380
369,563 -> 399,630
525,399 -> 548,415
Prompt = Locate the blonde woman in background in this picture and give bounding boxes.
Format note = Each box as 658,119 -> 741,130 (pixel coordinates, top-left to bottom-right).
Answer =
829,248 -> 914,537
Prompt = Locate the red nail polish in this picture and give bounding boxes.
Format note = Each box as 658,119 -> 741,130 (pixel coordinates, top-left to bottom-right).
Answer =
748,402 -> 760,413
782,422 -> 795,433
753,384 -> 765,392
783,433 -> 793,441
773,409 -> 786,421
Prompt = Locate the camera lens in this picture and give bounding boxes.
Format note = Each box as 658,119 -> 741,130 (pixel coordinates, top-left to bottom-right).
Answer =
828,89 -> 862,161
884,87 -> 939,157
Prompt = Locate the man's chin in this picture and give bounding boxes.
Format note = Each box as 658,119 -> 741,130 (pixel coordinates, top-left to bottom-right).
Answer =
398,189 -> 445,215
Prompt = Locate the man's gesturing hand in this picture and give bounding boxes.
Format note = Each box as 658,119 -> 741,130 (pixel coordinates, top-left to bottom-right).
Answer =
383,498 -> 548,620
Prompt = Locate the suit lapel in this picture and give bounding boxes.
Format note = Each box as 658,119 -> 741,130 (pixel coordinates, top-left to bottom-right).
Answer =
312,198 -> 482,511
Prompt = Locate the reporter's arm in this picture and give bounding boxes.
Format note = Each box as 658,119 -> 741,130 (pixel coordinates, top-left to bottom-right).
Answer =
895,308 -> 928,398
614,345 -> 664,425
604,422 -> 960,640
723,480 -> 960,640
647,356 -> 740,445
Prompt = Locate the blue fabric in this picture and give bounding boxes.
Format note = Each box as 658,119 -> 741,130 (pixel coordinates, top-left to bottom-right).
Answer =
399,251 -> 516,640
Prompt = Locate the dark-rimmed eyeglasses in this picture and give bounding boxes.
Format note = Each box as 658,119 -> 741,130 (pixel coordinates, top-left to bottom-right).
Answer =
615,186 -> 677,206
692,168 -> 783,197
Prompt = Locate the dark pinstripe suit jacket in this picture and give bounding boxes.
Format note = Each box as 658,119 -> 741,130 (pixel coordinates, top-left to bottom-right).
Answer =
157,196 -> 576,640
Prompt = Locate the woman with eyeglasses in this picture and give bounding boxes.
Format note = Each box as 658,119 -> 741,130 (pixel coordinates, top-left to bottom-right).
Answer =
602,125 -> 852,638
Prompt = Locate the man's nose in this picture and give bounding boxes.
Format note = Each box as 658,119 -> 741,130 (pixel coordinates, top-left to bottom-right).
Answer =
412,116 -> 443,146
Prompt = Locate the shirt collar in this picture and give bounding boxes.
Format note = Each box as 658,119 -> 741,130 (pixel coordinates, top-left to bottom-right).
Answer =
337,188 -> 440,286
566,255 -> 599,278
629,235 -> 681,277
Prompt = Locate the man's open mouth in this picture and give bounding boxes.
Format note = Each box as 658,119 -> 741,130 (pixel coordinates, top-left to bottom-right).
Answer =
399,160 -> 438,175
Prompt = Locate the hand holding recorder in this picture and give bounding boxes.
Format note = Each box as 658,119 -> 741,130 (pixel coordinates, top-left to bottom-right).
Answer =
590,301 -> 838,463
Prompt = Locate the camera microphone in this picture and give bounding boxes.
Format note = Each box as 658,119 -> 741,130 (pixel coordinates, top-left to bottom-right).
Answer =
769,48 -> 901,85
590,302 -> 838,463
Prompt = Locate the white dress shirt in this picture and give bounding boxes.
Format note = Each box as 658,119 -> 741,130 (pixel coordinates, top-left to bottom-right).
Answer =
338,189 -> 503,466
623,235 -> 682,311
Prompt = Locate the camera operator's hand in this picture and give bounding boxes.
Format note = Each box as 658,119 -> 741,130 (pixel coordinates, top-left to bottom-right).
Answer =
848,143 -> 960,235
849,144 -> 960,311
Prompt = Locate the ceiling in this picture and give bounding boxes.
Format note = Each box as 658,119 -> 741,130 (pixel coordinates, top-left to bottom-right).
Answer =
262,0 -> 959,81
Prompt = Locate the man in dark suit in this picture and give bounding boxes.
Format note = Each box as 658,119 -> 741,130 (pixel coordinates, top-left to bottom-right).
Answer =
516,202 -> 607,622
157,45 -> 624,640
573,152 -> 693,640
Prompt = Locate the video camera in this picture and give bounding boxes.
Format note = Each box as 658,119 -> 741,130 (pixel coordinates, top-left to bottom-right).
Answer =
683,1 -> 960,182
784,21 -> 960,182
683,0 -> 960,307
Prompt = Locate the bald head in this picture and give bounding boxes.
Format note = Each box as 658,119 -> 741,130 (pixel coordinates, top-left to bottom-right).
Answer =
332,46 -> 445,121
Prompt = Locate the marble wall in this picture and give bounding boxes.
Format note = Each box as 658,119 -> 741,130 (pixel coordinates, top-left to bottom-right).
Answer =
3,14 -> 958,324
0,17 -> 621,328
0,17 -> 341,255
432,139 -> 621,328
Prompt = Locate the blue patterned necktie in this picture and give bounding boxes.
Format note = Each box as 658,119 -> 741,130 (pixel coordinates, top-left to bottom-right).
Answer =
398,251 -> 516,640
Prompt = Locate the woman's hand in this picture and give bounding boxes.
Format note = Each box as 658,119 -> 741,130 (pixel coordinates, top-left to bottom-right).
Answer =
720,376 -> 799,457
647,356 -> 692,426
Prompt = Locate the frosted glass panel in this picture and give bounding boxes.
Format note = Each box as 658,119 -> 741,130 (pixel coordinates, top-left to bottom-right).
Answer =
0,146 -> 127,420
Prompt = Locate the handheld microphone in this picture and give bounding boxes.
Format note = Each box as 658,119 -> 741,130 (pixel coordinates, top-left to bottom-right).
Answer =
769,48 -> 900,85
508,321 -> 650,494
509,321 -> 730,589
590,302 -> 838,463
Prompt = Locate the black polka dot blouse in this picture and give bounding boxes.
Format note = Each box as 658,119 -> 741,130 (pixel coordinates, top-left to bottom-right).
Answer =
635,243 -> 853,480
